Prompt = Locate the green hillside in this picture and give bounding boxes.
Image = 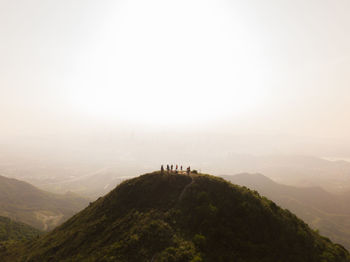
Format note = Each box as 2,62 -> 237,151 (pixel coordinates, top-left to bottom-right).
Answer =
2,172 -> 349,261
0,175 -> 89,231
225,173 -> 350,250
0,216 -> 41,242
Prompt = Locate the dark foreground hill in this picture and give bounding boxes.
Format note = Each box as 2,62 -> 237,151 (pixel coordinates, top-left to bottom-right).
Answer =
224,173 -> 350,250
0,216 -> 41,242
1,172 -> 349,262
0,175 -> 89,231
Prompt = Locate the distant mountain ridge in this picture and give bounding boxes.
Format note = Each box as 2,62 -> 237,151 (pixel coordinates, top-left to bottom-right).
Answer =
1,172 -> 348,261
0,175 -> 89,231
224,173 -> 350,250
213,155 -> 350,193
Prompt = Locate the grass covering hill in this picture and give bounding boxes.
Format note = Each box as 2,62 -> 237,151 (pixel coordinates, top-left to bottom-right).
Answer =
2,172 -> 349,262
0,175 -> 89,231
0,216 -> 41,242
224,173 -> 350,250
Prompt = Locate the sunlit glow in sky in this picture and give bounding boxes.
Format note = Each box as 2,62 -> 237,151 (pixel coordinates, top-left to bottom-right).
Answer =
65,0 -> 268,125
1,0 -> 350,136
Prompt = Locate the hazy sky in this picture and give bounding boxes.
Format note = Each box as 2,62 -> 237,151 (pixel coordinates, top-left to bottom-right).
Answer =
1,0 -> 350,146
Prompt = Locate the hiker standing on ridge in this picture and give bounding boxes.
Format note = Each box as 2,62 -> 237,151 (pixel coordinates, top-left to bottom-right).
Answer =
161,165 -> 164,174
167,165 -> 170,173
171,165 -> 173,172
180,166 -> 183,171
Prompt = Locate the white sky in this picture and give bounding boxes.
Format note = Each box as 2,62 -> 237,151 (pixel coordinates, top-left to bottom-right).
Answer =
1,0 -> 350,142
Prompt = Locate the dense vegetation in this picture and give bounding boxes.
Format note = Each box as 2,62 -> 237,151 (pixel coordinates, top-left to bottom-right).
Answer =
225,173 -> 350,250
0,175 -> 89,231
0,216 -> 41,242
1,172 -> 349,261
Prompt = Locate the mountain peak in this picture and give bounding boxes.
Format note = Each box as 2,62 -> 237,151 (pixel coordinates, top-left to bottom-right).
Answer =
2,171 -> 349,261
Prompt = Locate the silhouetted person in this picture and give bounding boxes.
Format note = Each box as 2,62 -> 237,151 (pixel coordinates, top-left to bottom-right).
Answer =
176,165 -> 178,171
167,165 -> 170,172
186,167 -> 190,175
180,166 -> 183,171
161,165 -> 164,174
171,165 -> 173,172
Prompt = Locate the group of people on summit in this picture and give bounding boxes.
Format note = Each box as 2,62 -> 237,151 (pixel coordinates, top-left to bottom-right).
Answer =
160,164 -> 191,175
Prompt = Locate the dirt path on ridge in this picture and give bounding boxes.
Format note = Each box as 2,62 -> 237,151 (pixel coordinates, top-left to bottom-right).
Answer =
178,175 -> 195,202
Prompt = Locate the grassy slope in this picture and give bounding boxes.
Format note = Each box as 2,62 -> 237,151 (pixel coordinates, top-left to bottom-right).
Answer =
0,175 -> 89,231
0,216 -> 42,242
2,172 -> 349,262
225,173 -> 350,250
